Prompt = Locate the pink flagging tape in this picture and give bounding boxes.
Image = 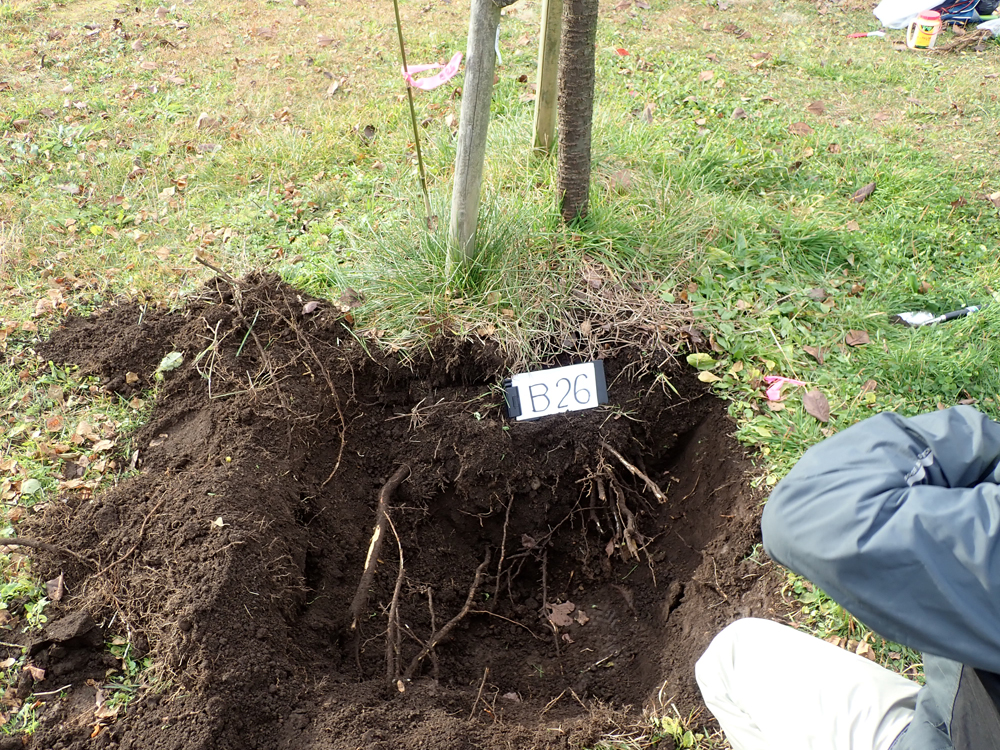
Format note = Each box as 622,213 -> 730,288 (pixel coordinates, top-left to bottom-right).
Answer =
402,52 -> 463,91
763,375 -> 807,402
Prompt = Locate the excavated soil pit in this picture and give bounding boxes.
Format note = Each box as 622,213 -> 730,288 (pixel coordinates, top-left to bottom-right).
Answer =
18,273 -> 778,750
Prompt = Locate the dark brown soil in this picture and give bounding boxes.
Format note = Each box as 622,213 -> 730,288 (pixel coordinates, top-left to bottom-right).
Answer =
18,273 -> 780,750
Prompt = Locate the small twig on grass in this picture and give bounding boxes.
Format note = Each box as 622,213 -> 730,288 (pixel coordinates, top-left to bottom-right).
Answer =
403,550 -> 491,681
600,442 -> 667,503
469,666 -> 490,721
193,252 -> 239,286
0,538 -> 93,565
350,465 -> 410,631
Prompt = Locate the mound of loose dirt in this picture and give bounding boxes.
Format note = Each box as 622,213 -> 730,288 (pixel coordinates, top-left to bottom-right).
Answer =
17,273 -> 779,750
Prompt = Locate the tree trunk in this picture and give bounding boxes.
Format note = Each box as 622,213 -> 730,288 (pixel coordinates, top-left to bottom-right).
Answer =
448,0 -> 502,270
556,0 -> 598,224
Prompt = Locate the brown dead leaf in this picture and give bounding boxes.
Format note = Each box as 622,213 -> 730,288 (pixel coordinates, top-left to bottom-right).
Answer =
642,102 -> 655,123
698,70 -> 714,82
91,439 -> 115,452
788,121 -> 814,136
731,107 -> 747,120
317,34 -> 335,47
802,345 -> 826,365
46,573 -> 65,602
852,182 -> 876,203
803,389 -> 830,423
807,288 -> 828,302
856,640 -> 876,661
845,220 -> 860,232
574,610 -> 590,626
302,300 -> 320,315
845,330 -> 870,347
545,601 -> 575,628
24,665 -> 45,681
860,379 -> 877,394
635,0 -> 650,7
989,192 -> 1000,210
806,100 -> 825,115
45,416 -> 63,432
827,143 -> 841,154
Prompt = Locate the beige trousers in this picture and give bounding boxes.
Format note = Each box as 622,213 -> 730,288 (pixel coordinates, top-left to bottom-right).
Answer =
695,618 -> 920,750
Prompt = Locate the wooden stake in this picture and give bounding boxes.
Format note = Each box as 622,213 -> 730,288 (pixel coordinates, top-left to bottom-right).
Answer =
531,0 -> 563,154
448,0 -> 501,271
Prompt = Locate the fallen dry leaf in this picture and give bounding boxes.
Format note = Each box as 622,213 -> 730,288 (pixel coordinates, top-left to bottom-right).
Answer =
24,665 -> 45,681
803,389 -> 830,422
860,379 -> 877,394
545,601 -> 575,628
302,300 -> 320,314
806,100 -> 826,115
698,70 -> 714,82
45,416 -> 64,432
852,182 -> 876,203
845,220 -> 860,232
731,107 -> 747,119
845,330 -> 870,347
828,143 -> 842,153
856,640 -> 876,661
788,121 -> 814,136
46,573 -> 65,602
802,345 -> 826,364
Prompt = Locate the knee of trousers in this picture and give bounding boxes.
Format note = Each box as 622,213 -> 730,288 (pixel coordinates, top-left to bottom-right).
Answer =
695,618 -> 769,695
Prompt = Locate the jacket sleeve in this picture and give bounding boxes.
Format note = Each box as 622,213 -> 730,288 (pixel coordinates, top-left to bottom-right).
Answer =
762,406 -> 1000,673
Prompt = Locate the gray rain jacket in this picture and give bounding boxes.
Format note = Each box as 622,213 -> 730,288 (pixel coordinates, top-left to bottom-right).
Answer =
762,406 -> 1000,750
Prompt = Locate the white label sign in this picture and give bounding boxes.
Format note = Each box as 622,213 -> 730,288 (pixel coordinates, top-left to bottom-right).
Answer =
508,361 -> 607,421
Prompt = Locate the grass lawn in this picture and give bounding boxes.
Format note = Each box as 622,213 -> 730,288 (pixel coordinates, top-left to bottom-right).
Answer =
2,0 -> 1000,744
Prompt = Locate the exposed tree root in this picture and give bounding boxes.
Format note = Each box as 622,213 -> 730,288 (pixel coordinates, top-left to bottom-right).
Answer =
403,550 -> 491,681
600,442 -> 667,503
349,465 -> 410,631
0,537 -> 94,565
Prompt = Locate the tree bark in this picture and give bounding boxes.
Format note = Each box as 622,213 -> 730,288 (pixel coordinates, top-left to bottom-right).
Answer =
556,0 -> 599,224
448,0 -> 501,271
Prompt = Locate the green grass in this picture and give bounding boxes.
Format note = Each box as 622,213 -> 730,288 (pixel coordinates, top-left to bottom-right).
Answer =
3,0 -> 1000,744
